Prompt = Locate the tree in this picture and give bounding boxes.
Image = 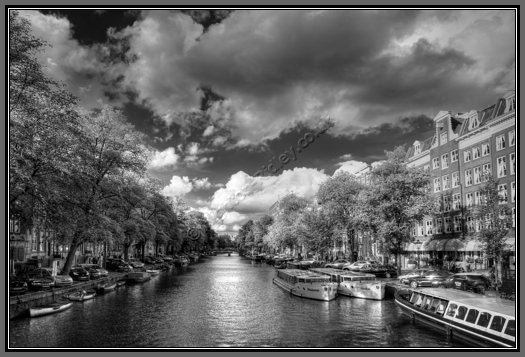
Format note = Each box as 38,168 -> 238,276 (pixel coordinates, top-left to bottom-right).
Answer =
364,146 -> 436,274
253,215 -> 273,253
297,207 -> 336,258
474,176 -> 512,289
317,172 -> 364,261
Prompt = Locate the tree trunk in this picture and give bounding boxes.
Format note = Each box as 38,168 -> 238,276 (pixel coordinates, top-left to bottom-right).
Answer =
123,243 -> 129,262
62,233 -> 81,274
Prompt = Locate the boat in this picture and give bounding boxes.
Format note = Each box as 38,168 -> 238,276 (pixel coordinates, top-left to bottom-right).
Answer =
146,269 -> 161,276
116,280 -> 126,287
272,269 -> 338,301
30,300 -> 73,318
95,282 -> 117,294
67,290 -> 96,301
310,267 -> 386,300
395,287 -> 515,348
126,271 -> 151,284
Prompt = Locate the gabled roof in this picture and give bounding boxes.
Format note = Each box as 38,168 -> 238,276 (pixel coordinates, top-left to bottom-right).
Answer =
406,136 -> 433,159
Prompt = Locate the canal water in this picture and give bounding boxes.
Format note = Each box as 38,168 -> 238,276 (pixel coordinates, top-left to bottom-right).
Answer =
9,255 -> 468,348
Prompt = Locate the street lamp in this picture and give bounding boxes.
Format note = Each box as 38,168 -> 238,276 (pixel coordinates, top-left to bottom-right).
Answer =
415,239 -> 422,268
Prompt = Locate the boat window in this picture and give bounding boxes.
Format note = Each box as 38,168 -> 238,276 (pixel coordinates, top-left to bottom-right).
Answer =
429,299 -> 440,312
415,294 -> 424,307
489,316 -> 506,332
446,304 -> 458,317
422,296 -> 433,310
504,320 -> 515,337
476,312 -> 491,328
409,293 -> 419,304
455,306 -> 468,320
436,302 -> 446,315
465,309 -> 479,324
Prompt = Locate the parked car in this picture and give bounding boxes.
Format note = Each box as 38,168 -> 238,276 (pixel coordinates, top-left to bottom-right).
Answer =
324,259 -> 350,269
398,269 -> 433,284
342,261 -> 379,271
10,275 -> 28,295
21,268 -> 55,291
106,258 -> 133,272
79,264 -> 109,279
143,256 -> 157,265
42,268 -> 74,287
404,270 -> 451,288
65,266 -> 90,281
443,273 -> 492,294
362,265 -> 398,278
157,255 -> 173,263
127,258 -> 145,269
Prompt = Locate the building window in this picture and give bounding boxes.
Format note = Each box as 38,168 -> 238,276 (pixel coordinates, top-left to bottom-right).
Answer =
465,169 -> 473,186
453,193 -> 461,210
464,151 -> 472,163
442,175 -> 451,190
474,167 -> 482,185
482,143 -> 490,157
472,147 -> 481,160
454,216 -> 462,232
482,163 -> 492,181
496,135 -> 506,151
474,191 -> 482,206
434,178 -> 441,192
452,172 -> 460,188
425,220 -> 433,235
440,132 -> 448,145
443,195 -> 452,212
466,216 -> 475,233
509,130 -> 515,147
442,154 -> 449,169
498,184 -> 508,204
497,156 -> 507,178
445,217 -> 452,233
476,219 -> 483,232
466,193 -> 474,208
506,96 -> 516,112
451,149 -> 458,162
511,182 -> 515,203
510,153 -> 515,175
512,207 -> 516,228
432,157 -> 440,169
436,218 -> 443,234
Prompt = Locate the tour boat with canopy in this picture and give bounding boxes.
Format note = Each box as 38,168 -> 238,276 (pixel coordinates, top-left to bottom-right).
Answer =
273,269 -> 338,301
310,267 -> 385,300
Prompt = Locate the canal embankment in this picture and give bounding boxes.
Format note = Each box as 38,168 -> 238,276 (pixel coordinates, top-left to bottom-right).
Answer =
10,272 -> 126,320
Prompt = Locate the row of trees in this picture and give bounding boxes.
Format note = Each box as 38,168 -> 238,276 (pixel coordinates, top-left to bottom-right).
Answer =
236,146 -> 513,277
9,11 -> 218,274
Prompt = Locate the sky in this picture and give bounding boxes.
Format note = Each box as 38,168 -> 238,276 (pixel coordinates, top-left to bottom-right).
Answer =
15,8 -> 516,235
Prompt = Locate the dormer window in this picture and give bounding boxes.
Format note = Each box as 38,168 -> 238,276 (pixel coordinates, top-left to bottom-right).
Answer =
440,132 -> 448,145
505,94 -> 516,113
469,113 -> 479,129
414,142 -> 421,155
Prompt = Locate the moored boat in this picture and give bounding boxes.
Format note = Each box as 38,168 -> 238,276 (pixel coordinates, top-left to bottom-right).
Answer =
30,300 -> 73,318
67,290 -> 96,302
310,267 -> 385,300
116,280 -> 126,287
146,269 -> 161,276
395,287 -> 515,347
272,269 -> 338,301
96,282 -> 117,294
126,271 -> 151,284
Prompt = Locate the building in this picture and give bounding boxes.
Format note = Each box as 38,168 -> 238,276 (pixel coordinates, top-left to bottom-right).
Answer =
404,92 -> 516,274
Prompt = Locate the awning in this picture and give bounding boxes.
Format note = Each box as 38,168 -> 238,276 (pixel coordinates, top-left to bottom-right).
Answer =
426,239 -> 448,251
444,239 -> 465,251
464,240 -> 483,251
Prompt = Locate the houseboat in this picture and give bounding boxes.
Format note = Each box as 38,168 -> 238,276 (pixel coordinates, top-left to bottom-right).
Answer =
310,268 -> 385,300
272,269 -> 338,301
126,271 -> 151,284
395,287 -> 515,348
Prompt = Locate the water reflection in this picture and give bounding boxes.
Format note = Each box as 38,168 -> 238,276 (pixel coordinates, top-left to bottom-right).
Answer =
10,256 -> 468,348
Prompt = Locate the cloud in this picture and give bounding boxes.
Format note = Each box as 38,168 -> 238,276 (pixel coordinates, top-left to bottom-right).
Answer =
112,10 -> 513,147
161,176 -> 193,198
334,160 -> 369,176
148,147 -> 180,170
19,10 -> 122,109
210,167 -> 328,215
193,177 -> 212,190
